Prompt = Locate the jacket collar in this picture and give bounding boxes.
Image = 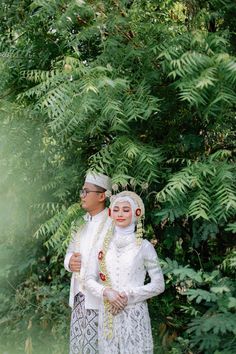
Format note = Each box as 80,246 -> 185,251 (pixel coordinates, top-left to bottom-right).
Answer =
83,207 -> 108,222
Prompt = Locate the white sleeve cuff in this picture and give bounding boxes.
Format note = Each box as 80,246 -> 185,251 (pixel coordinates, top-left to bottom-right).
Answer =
64,252 -> 73,272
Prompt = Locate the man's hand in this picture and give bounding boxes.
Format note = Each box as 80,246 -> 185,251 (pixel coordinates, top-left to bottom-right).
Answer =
69,252 -> 81,272
103,288 -> 128,312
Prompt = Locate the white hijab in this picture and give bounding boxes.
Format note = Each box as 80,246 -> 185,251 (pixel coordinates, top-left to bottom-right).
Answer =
111,195 -> 138,248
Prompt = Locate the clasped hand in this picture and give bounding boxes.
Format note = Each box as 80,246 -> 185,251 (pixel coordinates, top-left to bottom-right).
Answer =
103,288 -> 128,316
69,252 -> 81,272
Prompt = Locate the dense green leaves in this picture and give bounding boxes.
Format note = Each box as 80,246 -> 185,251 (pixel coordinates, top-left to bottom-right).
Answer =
0,0 -> 235,353
156,150 -> 236,225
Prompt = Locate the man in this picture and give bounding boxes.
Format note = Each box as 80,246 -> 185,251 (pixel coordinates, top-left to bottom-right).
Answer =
64,172 -> 114,354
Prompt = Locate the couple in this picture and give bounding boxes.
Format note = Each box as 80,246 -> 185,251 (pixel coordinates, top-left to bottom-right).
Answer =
64,172 -> 165,354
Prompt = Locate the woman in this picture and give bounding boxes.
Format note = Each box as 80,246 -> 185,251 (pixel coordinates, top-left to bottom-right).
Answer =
86,191 -> 165,354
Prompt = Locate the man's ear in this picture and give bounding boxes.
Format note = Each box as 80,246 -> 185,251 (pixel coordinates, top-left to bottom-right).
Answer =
98,192 -> 106,203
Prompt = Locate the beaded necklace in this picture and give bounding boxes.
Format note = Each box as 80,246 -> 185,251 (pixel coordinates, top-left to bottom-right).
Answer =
97,219 -> 144,338
97,222 -> 115,338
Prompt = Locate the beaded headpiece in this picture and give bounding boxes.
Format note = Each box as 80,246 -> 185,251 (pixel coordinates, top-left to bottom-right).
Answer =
110,191 -> 145,215
110,191 -> 145,245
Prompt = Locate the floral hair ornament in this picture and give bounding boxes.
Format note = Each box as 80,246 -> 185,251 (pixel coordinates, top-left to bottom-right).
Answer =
110,191 -> 145,246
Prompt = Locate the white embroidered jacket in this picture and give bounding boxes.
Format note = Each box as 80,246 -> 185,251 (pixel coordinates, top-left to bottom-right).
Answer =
64,208 -> 112,309
86,233 -> 165,305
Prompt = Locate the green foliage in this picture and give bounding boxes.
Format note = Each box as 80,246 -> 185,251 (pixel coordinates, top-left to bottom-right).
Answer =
0,0 -> 235,353
162,258 -> 236,353
34,203 -> 84,261
158,32 -> 236,118
156,149 -> 236,223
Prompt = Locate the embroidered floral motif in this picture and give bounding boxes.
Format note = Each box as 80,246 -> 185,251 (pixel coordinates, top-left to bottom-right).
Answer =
99,272 -> 106,281
98,250 -> 104,260
97,224 -> 114,338
98,224 -> 114,287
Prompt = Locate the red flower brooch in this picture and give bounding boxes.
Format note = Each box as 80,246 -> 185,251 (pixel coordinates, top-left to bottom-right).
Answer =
99,272 -> 106,282
98,250 -> 104,261
135,208 -> 141,217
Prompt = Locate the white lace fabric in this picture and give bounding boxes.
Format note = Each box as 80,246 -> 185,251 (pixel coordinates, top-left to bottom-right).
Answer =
86,230 -> 165,354
99,301 -> 153,354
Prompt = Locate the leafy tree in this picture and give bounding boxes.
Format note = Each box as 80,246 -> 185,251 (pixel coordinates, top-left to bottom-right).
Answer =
0,0 -> 235,353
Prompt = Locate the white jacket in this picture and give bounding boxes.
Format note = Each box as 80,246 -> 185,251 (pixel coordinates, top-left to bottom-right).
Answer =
86,232 -> 165,305
64,208 -> 112,309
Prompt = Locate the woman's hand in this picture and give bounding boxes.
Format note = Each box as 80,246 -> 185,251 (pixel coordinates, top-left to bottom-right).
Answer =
103,288 -> 128,311
108,305 -> 120,316
120,291 -> 128,304
104,289 -> 128,315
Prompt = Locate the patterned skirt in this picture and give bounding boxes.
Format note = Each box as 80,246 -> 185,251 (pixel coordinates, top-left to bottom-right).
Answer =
70,292 -> 99,354
98,301 -> 153,354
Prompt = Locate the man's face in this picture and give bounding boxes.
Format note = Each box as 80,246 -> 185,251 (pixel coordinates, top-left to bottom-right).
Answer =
80,182 -> 104,212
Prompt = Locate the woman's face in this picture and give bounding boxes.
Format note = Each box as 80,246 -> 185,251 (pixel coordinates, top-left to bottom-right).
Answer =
111,201 -> 133,228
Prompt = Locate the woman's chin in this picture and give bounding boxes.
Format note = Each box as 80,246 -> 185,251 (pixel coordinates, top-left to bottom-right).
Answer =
115,221 -> 127,228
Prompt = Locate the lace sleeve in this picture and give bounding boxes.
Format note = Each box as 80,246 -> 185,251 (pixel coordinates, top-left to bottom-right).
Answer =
127,240 -> 165,304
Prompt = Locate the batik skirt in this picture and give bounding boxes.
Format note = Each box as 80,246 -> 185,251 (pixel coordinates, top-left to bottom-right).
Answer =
98,300 -> 153,354
70,292 -> 99,354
